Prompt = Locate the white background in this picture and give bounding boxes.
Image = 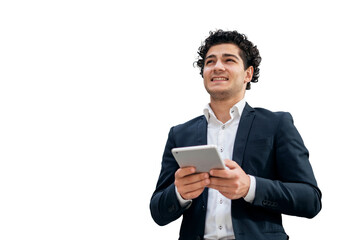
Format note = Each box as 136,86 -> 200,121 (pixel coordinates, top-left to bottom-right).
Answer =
1,0 -> 359,239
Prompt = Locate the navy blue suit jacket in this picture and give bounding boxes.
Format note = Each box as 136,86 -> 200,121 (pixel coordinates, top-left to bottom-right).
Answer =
150,103 -> 322,240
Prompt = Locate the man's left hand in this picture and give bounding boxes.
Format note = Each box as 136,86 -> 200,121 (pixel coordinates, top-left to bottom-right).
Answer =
208,159 -> 250,200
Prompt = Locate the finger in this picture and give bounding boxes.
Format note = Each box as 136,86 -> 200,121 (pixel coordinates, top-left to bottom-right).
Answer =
210,167 -> 239,179
224,159 -> 238,169
219,192 -> 237,200
208,176 -> 234,190
181,178 -> 210,193
209,176 -> 233,187
208,182 -> 240,198
208,177 -> 250,199
210,168 -> 229,178
181,172 -> 209,185
175,167 -> 196,178
182,187 -> 206,200
209,160 -> 239,178
179,178 -> 210,200
207,183 -> 231,193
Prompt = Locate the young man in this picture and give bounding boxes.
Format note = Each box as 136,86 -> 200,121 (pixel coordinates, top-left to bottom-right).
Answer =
150,30 -> 322,240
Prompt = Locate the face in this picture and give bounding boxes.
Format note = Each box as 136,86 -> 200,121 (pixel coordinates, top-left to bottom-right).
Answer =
203,43 -> 253,102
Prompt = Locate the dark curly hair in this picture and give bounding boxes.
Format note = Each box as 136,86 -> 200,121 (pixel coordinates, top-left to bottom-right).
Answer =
196,30 -> 261,90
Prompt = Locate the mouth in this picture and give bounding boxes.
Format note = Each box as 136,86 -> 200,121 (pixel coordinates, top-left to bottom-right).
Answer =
211,77 -> 228,82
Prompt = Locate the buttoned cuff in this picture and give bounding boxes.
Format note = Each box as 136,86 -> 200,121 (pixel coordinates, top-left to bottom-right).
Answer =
175,186 -> 192,208
244,175 -> 256,203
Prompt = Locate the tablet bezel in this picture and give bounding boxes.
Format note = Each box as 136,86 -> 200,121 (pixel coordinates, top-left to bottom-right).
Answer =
171,145 -> 225,173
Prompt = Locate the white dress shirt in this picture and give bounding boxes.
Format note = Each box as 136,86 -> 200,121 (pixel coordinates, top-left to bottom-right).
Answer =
175,99 -> 256,240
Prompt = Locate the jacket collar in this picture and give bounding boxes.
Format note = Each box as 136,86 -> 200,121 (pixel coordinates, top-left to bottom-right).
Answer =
196,102 -> 255,166
233,103 -> 255,167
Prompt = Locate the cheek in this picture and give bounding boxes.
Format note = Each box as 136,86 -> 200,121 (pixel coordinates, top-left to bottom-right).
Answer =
202,70 -> 208,82
203,68 -> 211,78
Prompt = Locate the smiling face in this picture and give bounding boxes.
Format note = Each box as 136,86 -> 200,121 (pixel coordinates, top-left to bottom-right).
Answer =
203,43 -> 253,102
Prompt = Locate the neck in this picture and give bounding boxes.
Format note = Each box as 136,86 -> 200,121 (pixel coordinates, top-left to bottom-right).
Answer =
209,96 -> 244,123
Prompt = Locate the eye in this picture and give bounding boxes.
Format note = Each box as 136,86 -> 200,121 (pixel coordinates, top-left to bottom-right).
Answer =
205,60 -> 214,65
226,58 -> 236,63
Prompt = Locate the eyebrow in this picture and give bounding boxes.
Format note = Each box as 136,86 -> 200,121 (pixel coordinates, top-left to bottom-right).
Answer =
205,53 -> 240,60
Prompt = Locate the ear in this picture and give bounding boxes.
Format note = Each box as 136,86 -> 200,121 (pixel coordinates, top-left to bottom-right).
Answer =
244,66 -> 254,83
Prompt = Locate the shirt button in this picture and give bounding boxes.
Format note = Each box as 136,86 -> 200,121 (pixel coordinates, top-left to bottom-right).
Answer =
219,199 -> 223,204
219,225 -> 223,230
221,125 -> 225,130
231,109 -> 235,113
220,147 -> 224,152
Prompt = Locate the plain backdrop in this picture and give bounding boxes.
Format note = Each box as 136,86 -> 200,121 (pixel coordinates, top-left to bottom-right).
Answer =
1,0 -> 359,239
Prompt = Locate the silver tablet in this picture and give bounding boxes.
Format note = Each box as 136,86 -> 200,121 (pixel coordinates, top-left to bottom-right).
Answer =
171,145 -> 225,173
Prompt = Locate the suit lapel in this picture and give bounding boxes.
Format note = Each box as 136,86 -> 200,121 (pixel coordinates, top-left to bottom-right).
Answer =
233,103 -> 255,167
197,116 -> 209,207
197,116 -> 208,145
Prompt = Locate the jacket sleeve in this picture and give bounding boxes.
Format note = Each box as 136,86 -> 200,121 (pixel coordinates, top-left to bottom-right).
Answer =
150,127 -> 189,226
252,112 -> 322,218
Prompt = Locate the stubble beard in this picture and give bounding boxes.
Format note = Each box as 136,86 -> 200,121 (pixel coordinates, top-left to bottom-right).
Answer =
205,83 -> 246,103
205,87 -> 234,102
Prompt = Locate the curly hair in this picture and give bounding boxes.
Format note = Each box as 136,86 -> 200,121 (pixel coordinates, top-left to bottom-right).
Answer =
196,30 -> 261,90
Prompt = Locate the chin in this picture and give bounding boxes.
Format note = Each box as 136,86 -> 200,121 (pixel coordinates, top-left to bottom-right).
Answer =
207,90 -> 232,101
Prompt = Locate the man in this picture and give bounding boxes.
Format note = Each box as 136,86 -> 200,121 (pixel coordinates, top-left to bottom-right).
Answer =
150,30 -> 322,240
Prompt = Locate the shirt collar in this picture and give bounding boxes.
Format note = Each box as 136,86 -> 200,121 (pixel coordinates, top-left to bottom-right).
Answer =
203,99 -> 246,122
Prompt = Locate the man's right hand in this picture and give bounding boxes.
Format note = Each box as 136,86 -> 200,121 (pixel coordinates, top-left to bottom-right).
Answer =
174,167 -> 210,200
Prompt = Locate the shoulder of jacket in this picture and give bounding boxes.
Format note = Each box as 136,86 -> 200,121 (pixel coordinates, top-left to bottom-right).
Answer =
252,107 -> 291,119
172,115 -> 205,131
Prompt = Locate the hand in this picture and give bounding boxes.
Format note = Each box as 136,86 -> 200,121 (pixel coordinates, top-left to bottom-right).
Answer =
174,167 -> 210,200
208,159 -> 250,200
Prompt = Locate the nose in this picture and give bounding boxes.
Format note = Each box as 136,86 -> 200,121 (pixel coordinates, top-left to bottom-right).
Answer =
214,60 -> 225,72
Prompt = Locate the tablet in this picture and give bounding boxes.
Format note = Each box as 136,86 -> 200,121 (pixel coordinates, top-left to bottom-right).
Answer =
171,145 -> 225,173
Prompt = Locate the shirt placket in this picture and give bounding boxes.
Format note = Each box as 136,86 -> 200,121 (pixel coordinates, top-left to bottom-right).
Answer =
216,123 -> 226,237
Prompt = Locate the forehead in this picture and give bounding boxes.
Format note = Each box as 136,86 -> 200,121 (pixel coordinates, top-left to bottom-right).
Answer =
205,43 -> 241,58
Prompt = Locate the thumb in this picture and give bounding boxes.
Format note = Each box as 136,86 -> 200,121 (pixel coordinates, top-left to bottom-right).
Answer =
224,159 -> 239,169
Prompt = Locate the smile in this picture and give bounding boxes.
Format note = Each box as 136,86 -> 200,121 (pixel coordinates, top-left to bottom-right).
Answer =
211,77 -> 228,81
